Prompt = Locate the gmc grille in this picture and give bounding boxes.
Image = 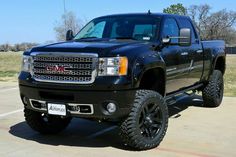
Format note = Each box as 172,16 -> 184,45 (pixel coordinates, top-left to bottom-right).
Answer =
31,52 -> 98,84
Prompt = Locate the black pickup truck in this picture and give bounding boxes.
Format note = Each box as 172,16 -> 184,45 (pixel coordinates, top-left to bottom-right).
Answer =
19,13 -> 226,150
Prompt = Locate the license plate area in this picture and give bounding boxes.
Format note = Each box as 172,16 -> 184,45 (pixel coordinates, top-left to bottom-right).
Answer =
47,103 -> 66,116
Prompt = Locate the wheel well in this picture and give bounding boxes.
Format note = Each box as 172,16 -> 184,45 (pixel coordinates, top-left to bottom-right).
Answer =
215,57 -> 226,74
139,68 -> 165,96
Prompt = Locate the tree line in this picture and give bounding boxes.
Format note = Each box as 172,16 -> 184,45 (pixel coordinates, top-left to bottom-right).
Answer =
163,3 -> 236,45
54,3 -> 236,45
2,3 -> 235,53
0,43 -> 38,52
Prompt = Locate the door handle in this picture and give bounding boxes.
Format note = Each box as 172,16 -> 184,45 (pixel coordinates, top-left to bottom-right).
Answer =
196,49 -> 203,53
181,52 -> 189,56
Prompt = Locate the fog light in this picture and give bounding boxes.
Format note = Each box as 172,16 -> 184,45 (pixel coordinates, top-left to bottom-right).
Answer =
106,103 -> 117,113
23,97 -> 28,104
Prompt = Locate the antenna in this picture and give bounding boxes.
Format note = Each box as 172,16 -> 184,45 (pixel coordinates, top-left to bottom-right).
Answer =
63,0 -> 67,14
148,10 -> 151,15
63,0 -> 67,34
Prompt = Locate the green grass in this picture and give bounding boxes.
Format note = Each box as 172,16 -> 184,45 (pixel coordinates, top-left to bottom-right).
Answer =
0,71 -> 18,77
0,52 -> 22,82
0,52 -> 235,96
224,55 -> 236,97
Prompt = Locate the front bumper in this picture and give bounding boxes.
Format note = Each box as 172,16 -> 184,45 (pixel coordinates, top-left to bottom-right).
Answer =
19,84 -> 136,120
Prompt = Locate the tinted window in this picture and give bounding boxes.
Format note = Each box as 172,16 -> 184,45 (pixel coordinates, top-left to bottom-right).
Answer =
76,21 -> 106,39
75,16 -> 160,41
133,24 -> 157,41
178,18 -> 198,43
110,22 -> 157,41
162,18 -> 179,43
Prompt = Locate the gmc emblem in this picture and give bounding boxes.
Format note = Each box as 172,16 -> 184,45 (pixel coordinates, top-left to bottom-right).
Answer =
46,65 -> 70,73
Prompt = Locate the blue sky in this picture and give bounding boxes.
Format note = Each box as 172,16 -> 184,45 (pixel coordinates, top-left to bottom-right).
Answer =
0,0 -> 235,44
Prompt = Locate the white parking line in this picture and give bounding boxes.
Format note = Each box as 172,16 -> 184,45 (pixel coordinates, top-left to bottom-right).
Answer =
86,126 -> 118,139
0,87 -> 18,93
0,109 -> 23,118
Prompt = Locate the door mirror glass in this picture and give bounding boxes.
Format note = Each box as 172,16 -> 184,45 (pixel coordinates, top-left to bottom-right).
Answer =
161,28 -> 191,46
66,30 -> 74,41
179,28 -> 191,46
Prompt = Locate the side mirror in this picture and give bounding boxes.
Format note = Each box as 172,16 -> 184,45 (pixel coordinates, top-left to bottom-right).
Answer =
161,28 -> 191,46
179,28 -> 191,46
66,30 -> 74,41
162,37 -> 171,45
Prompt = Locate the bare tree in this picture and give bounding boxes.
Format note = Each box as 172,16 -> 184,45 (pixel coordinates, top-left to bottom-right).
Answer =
54,11 -> 84,41
204,10 -> 236,40
0,43 -> 39,52
188,4 -> 211,36
0,45 -> 4,52
3,43 -> 10,52
188,4 -> 236,44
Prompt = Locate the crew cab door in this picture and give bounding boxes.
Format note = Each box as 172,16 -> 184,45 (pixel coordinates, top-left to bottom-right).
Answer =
177,18 -> 204,84
160,18 -> 192,93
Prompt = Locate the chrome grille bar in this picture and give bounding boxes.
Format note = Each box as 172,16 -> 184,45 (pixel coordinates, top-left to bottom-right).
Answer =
33,62 -> 93,69
30,52 -> 98,84
33,69 -> 92,76
34,56 -> 93,62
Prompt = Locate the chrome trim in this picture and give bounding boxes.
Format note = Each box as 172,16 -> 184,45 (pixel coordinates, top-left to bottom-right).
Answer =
29,99 -> 94,115
196,49 -> 203,53
167,65 -> 204,75
189,60 -> 194,71
180,52 -> 189,56
30,52 -> 98,84
68,103 -> 94,115
30,52 -> 98,58
29,99 -> 47,111
166,67 -> 177,72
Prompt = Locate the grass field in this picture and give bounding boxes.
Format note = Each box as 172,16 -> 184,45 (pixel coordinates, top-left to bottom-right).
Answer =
224,55 -> 236,96
0,52 -> 22,82
0,52 -> 235,96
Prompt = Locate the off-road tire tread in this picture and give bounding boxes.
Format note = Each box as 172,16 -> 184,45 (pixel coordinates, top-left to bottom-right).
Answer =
202,70 -> 224,107
120,90 -> 168,150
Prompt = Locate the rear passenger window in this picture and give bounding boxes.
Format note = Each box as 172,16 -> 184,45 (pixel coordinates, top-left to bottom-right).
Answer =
178,18 -> 198,43
133,24 -> 157,41
162,18 -> 179,43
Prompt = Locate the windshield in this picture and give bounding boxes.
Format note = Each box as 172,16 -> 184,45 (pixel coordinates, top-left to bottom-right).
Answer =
74,16 -> 160,41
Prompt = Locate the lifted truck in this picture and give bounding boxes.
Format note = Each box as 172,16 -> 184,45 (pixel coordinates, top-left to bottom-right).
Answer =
19,13 -> 226,150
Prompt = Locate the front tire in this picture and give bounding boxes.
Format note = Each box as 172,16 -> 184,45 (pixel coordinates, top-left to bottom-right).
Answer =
24,108 -> 72,134
202,70 -> 224,107
120,90 -> 168,150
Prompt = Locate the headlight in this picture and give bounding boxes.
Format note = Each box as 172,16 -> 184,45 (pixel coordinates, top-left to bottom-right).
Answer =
21,55 -> 32,72
98,57 -> 128,76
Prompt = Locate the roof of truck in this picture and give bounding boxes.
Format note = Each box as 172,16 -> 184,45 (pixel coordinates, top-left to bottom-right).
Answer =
96,12 -> 190,19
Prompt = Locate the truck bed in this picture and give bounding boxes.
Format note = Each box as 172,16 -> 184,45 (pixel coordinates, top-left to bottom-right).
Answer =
202,40 -> 225,53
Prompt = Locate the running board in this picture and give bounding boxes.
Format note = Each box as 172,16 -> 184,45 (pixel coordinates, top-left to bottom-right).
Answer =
166,98 -> 177,106
165,83 -> 203,105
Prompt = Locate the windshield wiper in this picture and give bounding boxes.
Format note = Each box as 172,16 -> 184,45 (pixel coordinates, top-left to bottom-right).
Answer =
77,37 -> 98,40
115,37 -> 136,40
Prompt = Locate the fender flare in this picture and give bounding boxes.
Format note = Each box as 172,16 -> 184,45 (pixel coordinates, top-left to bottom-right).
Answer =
212,54 -> 226,74
132,54 -> 166,89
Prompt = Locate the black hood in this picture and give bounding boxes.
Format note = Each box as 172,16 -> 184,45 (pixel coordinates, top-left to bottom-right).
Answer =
29,39 -> 153,57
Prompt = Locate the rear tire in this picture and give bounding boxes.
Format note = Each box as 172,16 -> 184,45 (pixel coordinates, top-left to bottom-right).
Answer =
202,70 -> 224,107
24,108 -> 71,134
120,90 -> 168,150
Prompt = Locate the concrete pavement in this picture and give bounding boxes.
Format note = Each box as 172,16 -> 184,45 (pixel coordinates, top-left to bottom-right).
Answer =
0,83 -> 236,157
